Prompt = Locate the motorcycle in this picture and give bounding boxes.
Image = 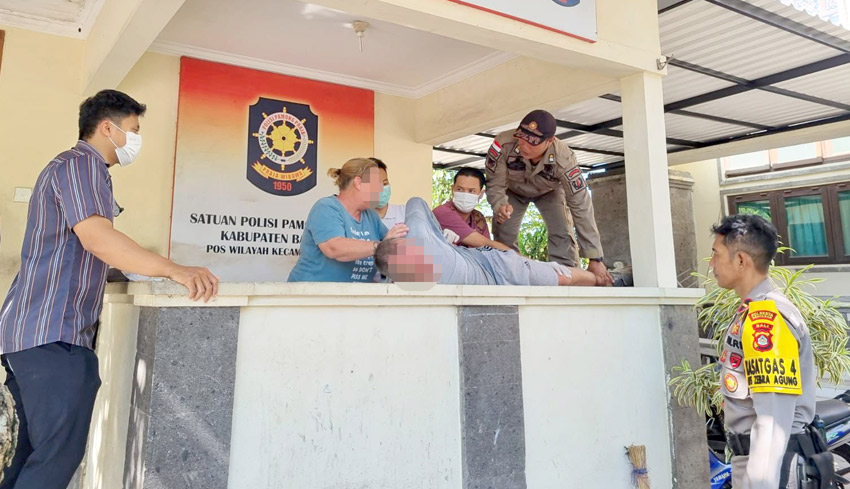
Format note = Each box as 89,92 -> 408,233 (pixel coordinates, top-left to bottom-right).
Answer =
708,390 -> 850,489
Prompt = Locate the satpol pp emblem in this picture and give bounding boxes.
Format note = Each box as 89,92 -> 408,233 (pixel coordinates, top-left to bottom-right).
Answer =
247,97 -> 318,196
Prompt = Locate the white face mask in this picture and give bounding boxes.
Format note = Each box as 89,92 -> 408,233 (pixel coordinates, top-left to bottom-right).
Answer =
452,191 -> 480,214
108,122 -> 143,167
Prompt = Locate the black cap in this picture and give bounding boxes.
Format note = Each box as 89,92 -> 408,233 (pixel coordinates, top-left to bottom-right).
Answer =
514,109 -> 556,146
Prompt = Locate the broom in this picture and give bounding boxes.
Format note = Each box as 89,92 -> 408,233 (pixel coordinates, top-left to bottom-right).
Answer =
626,444 -> 651,489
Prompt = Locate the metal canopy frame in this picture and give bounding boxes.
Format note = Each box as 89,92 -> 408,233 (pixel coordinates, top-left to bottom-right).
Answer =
433,0 -> 850,170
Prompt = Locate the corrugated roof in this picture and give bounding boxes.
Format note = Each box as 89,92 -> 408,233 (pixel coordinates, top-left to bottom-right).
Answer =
434,0 -> 850,169
662,65 -> 737,104
772,63 -> 850,105
688,89 -> 846,127
550,98 -> 622,125
750,0 -> 850,41
660,1 -> 839,80
664,112 -> 755,141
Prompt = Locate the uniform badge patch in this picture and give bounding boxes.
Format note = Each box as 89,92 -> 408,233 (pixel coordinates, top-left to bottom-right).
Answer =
729,353 -> 742,369
488,140 -> 502,160
567,167 -> 586,194
752,324 -> 774,351
749,309 -> 777,352
742,300 -> 802,395
507,159 -> 526,171
731,323 -> 741,336
724,373 -> 738,392
485,141 -> 501,172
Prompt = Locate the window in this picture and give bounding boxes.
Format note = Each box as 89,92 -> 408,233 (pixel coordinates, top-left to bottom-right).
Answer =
728,182 -> 850,265
839,190 -> 850,256
827,136 -> 850,157
726,151 -> 770,173
722,137 -> 850,176
736,199 -> 771,220
784,195 -> 828,258
775,142 -> 818,164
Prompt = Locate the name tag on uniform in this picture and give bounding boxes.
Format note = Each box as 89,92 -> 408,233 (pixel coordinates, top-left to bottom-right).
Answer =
742,300 -> 802,395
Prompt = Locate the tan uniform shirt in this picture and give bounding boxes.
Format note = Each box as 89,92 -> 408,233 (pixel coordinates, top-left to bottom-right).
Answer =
484,131 -> 604,259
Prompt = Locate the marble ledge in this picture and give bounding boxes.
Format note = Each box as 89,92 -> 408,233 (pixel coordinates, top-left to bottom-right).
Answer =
103,281 -> 705,308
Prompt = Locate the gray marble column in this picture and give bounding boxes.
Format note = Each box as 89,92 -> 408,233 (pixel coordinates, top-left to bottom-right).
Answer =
458,306 -> 527,489
124,307 -> 240,489
590,170 -> 700,287
660,305 -> 711,489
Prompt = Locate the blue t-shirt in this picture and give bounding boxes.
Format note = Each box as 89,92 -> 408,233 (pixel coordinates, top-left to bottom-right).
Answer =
288,196 -> 387,282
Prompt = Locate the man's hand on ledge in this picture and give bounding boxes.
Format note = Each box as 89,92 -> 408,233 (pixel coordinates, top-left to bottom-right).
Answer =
587,260 -> 613,287
168,265 -> 220,302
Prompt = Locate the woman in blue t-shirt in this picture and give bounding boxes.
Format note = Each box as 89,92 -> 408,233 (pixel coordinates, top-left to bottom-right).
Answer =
288,158 -> 409,282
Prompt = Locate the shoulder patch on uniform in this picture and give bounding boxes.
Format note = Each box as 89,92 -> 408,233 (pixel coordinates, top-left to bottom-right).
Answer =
488,140 -> 502,160
742,300 -> 802,395
485,140 -> 501,172
568,168 -> 586,194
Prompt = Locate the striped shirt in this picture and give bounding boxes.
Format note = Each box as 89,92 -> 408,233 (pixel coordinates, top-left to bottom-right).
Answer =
0,140 -> 114,354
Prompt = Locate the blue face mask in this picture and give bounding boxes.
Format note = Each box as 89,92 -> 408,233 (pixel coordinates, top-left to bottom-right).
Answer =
377,184 -> 392,208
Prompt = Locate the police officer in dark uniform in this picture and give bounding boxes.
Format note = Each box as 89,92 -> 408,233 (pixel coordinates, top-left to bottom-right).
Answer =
484,109 -> 612,285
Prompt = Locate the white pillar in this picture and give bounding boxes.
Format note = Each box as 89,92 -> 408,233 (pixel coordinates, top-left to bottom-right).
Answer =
621,71 -> 678,288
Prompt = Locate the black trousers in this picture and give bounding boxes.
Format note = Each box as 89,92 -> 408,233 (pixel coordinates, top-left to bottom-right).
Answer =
0,342 -> 101,489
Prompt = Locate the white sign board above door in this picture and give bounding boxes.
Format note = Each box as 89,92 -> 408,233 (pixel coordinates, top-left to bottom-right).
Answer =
448,0 -> 597,42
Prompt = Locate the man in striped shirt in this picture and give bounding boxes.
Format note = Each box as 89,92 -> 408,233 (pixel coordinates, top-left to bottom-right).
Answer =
0,90 -> 219,488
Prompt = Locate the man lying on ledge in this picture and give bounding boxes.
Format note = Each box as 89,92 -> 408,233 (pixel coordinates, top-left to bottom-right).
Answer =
374,197 -> 603,286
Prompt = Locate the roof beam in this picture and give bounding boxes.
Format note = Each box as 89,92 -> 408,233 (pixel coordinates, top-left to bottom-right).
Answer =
83,0 -> 187,95
668,56 -> 850,112
471,132 -> 626,156
682,112 -> 850,150
601,92 -> 773,130
434,157 -> 483,170
570,145 -> 624,157
433,147 -> 486,157
670,109 -> 773,130
557,118 -> 701,147
705,0 -> 850,54
582,54 -> 850,135
658,0 -> 695,14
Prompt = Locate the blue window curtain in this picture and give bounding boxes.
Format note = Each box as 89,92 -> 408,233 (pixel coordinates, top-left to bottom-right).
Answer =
784,195 -> 828,257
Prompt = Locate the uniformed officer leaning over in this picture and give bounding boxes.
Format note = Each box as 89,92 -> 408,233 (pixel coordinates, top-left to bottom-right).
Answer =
484,109 -> 613,286
711,214 -> 815,489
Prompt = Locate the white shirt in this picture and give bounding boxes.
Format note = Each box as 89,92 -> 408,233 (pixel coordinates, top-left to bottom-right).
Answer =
380,204 -> 406,229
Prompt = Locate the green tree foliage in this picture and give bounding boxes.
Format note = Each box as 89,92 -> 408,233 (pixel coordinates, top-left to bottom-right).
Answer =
432,169 -> 548,260
669,252 -> 850,417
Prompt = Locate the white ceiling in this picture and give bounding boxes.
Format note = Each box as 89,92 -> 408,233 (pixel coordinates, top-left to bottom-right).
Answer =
0,0 -> 102,37
152,0 -> 514,98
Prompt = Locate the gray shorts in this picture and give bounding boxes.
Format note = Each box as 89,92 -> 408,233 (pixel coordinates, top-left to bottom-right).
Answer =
487,250 -> 561,286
